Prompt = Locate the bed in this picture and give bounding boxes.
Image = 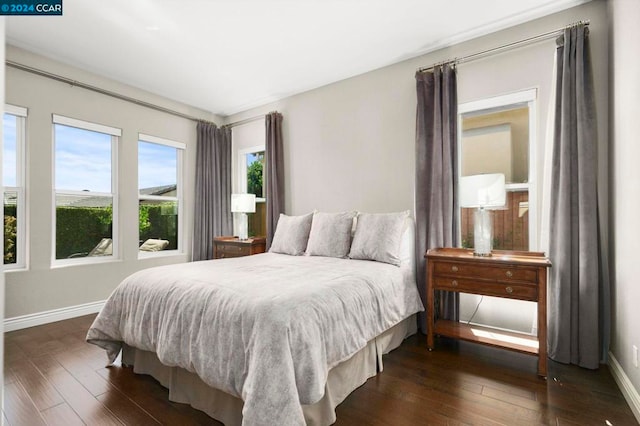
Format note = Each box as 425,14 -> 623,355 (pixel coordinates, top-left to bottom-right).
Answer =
87,212 -> 424,425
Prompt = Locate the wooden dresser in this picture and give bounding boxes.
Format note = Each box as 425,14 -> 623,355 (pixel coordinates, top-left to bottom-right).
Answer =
426,247 -> 551,377
213,236 -> 266,259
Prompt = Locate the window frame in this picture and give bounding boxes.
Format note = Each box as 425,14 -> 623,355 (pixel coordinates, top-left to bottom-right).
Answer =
137,133 -> 185,258
4,104 -> 28,271
237,144 -> 266,203
457,88 -> 538,251
457,89 -> 538,336
51,114 -> 121,267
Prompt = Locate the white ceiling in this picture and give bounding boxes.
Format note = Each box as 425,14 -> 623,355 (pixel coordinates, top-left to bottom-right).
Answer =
6,0 -> 587,117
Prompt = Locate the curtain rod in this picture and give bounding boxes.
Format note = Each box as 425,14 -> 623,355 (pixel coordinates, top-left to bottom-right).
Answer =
418,20 -> 590,73
6,60 -> 215,124
223,114 -> 265,129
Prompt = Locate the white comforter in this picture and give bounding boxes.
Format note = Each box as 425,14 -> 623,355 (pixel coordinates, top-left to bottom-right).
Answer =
86,253 -> 423,425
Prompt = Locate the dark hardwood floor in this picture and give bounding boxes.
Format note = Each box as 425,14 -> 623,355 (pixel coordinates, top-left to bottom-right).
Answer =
3,314 -> 638,425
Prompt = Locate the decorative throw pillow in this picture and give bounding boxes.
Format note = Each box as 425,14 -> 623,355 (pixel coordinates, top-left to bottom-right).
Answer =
348,211 -> 410,266
269,212 -> 314,255
139,239 -> 169,252
306,211 -> 356,258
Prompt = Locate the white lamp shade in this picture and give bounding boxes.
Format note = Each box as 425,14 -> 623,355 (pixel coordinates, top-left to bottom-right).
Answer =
459,173 -> 506,209
231,193 -> 256,213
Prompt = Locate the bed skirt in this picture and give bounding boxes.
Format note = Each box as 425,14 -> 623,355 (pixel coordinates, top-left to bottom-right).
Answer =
121,314 -> 416,426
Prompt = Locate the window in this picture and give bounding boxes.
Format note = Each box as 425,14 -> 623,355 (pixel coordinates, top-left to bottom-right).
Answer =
3,105 -> 27,269
138,134 -> 184,255
458,89 -> 537,251
237,145 -> 266,237
53,115 -> 120,263
457,89 -> 538,335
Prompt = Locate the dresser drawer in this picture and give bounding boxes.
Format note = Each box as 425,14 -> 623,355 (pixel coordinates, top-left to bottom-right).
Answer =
433,261 -> 538,283
217,244 -> 246,253
216,244 -> 250,258
213,237 -> 266,259
433,276 -> 538,301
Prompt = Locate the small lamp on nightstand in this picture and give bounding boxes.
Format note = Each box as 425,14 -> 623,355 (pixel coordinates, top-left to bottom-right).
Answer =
231,193 -> 256,241
459,173 -> 506,256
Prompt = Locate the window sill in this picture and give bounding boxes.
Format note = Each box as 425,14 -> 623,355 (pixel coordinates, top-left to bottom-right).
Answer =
138,250 -> 185,260
4,266 -> 28,273
51,256 -> 123,269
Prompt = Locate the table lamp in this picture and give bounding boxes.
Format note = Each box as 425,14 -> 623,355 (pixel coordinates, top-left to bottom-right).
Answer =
459,173 -> 506,256
231,193 -> 256,241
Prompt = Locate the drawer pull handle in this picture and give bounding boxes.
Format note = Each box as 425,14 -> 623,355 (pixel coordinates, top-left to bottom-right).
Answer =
451,266 -> 459,272
451,280 -> 458,287
505,286 -> 513,294
505,270 -> 513,278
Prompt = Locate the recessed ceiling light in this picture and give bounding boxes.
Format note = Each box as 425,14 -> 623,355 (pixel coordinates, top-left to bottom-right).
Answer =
145,26 -> 160,31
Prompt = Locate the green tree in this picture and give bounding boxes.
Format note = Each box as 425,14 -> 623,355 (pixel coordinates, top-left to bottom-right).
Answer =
55,206 -> 112,259
247,155 -> 264,198
139,204 -> 151,235
4,215 -> 17,264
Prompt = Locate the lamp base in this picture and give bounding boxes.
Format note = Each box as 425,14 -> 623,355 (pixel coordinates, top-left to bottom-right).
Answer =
473,207 -> 493,256
237,213 -> 249,241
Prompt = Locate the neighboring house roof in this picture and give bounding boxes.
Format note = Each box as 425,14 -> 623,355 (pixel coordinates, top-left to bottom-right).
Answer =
139,184 -> 177,196
54,185 -> 177,208
4,192 -> 18,206
56,194 -> 112,208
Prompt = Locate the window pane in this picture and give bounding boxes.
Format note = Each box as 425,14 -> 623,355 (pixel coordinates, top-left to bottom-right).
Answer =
248,202 -> 266,238
460,190 -> 529,251
461,106 -> 529,184
3,114 -> 17,187
4,191 -> 18,265
55,124 -> 112,192
246,151 -> 264,198
139,200 -> 178,250
139,141 -> 177,195
55,194 -> 113,259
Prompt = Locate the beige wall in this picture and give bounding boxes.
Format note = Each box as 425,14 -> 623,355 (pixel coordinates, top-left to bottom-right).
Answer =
4,46 -> 220,318
610,0 -> 640,410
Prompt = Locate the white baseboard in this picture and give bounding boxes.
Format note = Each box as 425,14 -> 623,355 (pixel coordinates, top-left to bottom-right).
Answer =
4,300 -> 105,332
608,351 -> 640,423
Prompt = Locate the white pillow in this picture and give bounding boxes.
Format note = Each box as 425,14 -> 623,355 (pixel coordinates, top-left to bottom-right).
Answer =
348,211 -> 410,266
269,212 -> 314,255
306,211 -> 356,258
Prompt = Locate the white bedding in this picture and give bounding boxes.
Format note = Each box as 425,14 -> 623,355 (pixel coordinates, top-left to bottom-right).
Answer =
87,253 -> 424,425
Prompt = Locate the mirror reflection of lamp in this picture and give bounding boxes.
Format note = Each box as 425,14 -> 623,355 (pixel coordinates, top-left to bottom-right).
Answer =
459,174 -> 506,256
231,194 -> 256,241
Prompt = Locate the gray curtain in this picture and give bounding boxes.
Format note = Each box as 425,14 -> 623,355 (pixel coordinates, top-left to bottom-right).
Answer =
548,24 -> 606,369
265,112 -> 284,250
415,64 -> 459,332
192,122 -> 233,261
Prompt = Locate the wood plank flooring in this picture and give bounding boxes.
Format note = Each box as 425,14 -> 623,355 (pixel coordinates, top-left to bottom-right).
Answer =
3,314 -> 638,425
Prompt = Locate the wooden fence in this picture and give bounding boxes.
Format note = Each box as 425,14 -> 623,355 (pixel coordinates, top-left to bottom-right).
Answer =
460,190 -> 529,251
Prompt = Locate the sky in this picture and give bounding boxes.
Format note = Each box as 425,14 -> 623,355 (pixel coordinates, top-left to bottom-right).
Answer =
55,123 -> 113,193
138,140 -> 177,190
3,114 -> 17,187
48,123 -> 177,193
246,151 -> 264,167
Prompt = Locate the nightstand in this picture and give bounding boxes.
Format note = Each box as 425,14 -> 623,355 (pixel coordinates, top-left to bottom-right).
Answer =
213,236 -> 266,259
426,247 -> 551,377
